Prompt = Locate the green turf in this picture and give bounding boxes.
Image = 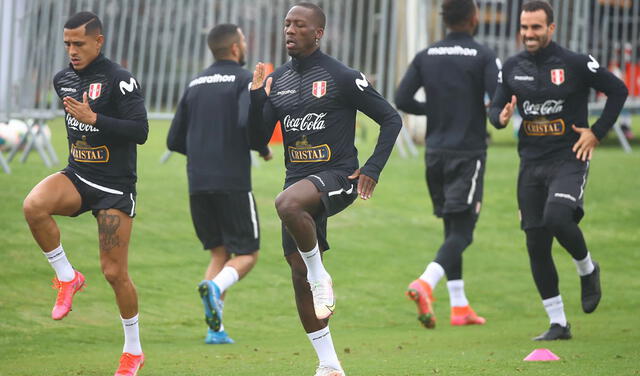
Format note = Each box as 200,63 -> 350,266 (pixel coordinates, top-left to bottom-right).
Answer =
1,116 -> 639,376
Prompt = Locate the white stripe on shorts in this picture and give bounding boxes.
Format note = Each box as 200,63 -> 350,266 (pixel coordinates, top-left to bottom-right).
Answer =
579,161 -> 589,199
466,160 -> 482,205
328,185 -> 354,197
129,193 -> 136,217
74,173 -> 123,195
248,192 -> 258,239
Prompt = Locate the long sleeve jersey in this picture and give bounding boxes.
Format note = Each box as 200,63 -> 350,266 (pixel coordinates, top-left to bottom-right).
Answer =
395,32 -> 500,154
489,41 -> 628,161
53,54 -> 148,190
248,49 -> 402,185
167,60 -> 268,193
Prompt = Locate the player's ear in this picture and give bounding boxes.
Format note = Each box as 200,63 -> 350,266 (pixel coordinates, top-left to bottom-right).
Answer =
95,34 -> 105,50
548,23 -> 556,36
315,28 -> 324,42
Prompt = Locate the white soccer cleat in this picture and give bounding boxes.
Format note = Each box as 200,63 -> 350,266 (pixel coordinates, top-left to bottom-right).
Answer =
309,278 -> 335,320
314,365 -> 345,376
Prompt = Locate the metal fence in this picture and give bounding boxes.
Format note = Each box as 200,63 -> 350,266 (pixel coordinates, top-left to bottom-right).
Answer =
0,0 -> 638,169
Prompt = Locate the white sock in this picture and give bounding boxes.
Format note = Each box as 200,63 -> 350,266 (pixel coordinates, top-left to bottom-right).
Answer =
447,279 -> 469,307
212,266 -> 239,294
43,244 -> 75,282
542,295 -> 567,327
307,326 -> 341,370
573,252 -> 595,276
121,314 -> 142,355
419,262 -> 445,289
299,243 -> 330,281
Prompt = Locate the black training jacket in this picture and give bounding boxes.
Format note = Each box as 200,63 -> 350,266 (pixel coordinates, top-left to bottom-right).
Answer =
489,41 -> 628,161
53,53 -> 148,191
248,49 -> 402,185
395,32 -> 500,154
167,60 -> 268,193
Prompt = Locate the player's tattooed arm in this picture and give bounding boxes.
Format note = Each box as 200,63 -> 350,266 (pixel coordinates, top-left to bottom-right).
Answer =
97,211 -> 121,252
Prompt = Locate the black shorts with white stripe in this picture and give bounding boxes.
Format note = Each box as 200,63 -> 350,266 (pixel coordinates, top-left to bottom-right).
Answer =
61,167 -> 137,218
189,191 -> 260,254
281,170 -> 358,256
517,158 -> 589,230
425,151 -> 485,218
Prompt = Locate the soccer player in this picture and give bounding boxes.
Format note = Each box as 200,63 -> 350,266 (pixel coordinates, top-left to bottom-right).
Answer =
167,24 -> 272,345
395,0 -> 500,329
249,3 -> 402,375
22,12 -> 148,375
489,0 -> 628,340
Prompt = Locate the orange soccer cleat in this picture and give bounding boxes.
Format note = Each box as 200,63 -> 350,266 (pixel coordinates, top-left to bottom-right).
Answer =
406,279 -> 436,329
450,305 -> 486,326
51,270 -> 85,320
114,352 -> 145,376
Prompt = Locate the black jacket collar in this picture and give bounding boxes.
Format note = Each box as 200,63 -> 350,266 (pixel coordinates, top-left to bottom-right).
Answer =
291,48 -> 323,72
71,53 -> 108,76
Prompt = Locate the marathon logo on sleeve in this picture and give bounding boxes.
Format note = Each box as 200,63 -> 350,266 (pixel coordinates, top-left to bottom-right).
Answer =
70,136 -> 109,163
427,45 -> 478,56
188,74 -> 236,87
288,136 -> 331,163
522,118 -> 565,136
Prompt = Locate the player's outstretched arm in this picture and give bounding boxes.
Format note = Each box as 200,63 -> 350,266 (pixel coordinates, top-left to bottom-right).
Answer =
248,62 -> 277,150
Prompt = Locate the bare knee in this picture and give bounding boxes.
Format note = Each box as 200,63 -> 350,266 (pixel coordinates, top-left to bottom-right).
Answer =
101,263 -> 130,286
23,194 -> 49,225
275,193 -> 304,223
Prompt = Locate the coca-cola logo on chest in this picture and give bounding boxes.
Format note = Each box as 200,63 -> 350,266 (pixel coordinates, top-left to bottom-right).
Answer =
283,113 -> 327,132
522,99 -> 564,116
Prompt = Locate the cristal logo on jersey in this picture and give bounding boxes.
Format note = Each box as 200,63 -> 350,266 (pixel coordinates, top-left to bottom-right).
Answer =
550,69 -> 565,86
88,83 -> 102,100
312,81 -> 327,98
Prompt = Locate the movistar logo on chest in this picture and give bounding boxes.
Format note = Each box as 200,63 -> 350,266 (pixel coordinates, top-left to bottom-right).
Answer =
189,74 -> 236,87
65,113 -> 99,133
283,113 -> 327,132
427,45 -> 477,56
522,99 -> 564,116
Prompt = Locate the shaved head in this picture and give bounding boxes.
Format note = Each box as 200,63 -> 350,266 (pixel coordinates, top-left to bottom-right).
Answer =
292,2 -> 326,29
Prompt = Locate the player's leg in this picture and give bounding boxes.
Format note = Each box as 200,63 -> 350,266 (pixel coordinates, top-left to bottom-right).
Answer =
407,154 -> 443,328
435,211 -> 485,326
276,179 -> 334,319
286,248 -> 342,375
519,163 -> 571,340
23,172 -> 85,320
96,209 -> 144,374
544,160 -> 600,314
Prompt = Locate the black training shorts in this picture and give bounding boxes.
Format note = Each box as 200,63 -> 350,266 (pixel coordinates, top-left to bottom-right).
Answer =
189,191 -> 260,254
425,152 -> 485,218
517,158 -> 589,230
61,167 -> 137,218
281,170 -> 358,256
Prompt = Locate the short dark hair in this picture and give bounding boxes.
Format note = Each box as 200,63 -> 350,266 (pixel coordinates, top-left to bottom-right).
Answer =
207,24 -> 240,60
293,2 -> 326,29
522,0 -> 554,25
64,11 -> 102,35
441,0 -> 477,28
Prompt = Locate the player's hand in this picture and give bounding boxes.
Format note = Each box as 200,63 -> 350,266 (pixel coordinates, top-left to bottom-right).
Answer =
499,95 -> 517,127
572,125 -> 599,161
63,92 -> 97,125
348,169 -> 377,200
260,146 -> 273,161
251,62 -> 272,95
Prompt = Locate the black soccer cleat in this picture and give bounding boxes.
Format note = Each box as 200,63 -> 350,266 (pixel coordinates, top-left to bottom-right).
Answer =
533,323 -> 572,341
581,261 -> 601,314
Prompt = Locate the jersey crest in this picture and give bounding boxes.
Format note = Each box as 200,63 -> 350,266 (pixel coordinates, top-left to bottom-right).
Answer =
550,69 -> 565,86
88,83 -> 102,100
312,80 -> 327,98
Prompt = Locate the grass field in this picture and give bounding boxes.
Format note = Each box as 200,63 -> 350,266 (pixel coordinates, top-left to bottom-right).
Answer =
1,116 -> 639,376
